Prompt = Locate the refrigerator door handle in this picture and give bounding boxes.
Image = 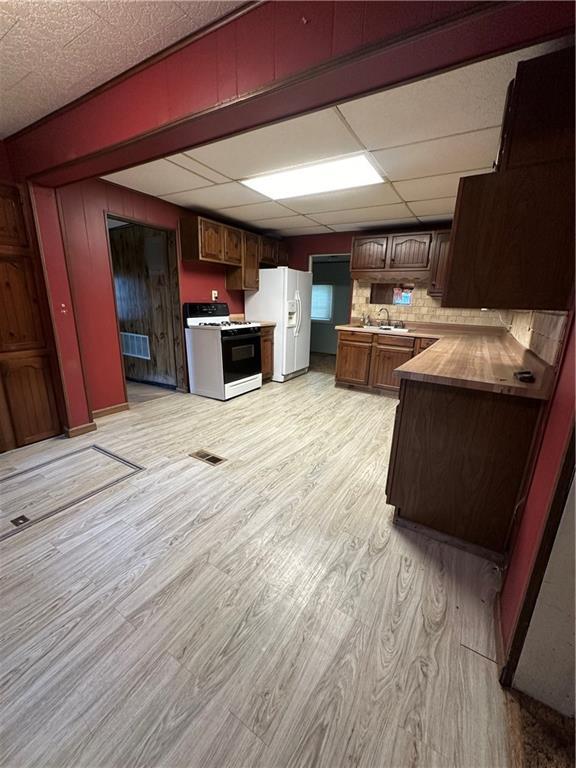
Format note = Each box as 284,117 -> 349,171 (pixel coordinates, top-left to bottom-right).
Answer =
294,290 -> 302,337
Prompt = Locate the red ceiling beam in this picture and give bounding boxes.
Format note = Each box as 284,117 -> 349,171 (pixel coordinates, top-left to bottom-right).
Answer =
5,1 -> 574,186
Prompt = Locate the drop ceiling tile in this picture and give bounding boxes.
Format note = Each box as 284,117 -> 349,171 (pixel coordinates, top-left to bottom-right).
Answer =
85,2 -> 186,44
187,109 -> 363,179
395,168 -> 490,202
273,226 -> 334,236
338,42 -> 564,150
0,10 -> 17,38
329,218 -> 418,232
218,201 -> 297,222
311,203 -> 413,226
372,128 -> 500,181
1,1 -> 98,45
249,215 -> 315,230
160,182 -> 268,208
167,153 -> 231,183
280,182 -> 401,214
409,198 -> 456,217
103,159 -> 212,196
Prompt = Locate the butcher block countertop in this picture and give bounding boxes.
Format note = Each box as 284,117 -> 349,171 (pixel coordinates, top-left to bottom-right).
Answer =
335,323 -> 553,400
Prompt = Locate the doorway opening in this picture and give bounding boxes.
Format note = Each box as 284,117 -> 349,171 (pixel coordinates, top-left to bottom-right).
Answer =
106,216 -> 184,404
308,254 -> 351,375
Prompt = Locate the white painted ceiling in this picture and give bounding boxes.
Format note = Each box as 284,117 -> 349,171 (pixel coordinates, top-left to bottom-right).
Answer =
0,0 -> 245,138
102,38 -> 567,236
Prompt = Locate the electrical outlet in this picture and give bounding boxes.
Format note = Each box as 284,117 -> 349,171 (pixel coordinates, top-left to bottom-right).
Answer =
211,290 -> 218,301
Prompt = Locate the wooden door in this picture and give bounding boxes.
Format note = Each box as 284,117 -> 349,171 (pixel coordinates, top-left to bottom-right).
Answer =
335,338 -> 372,385
389,234 -> 431,270
244,232 -> 260,289
261,327 -> 274,381
351,237 -> 387,270
428,231 -> 451,298
0,183 -> 62,451
110,225 -> 177,387
369,344 -> 412,391
223,226 -> 242,265
200,218 -> 223,261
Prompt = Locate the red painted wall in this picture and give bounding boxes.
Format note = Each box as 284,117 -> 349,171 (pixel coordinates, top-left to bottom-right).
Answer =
57,178 -> 243,412
5,2 -> 574,186
287,232 -> 354,270
500,318 -> 575,653
30,184 -> 92,429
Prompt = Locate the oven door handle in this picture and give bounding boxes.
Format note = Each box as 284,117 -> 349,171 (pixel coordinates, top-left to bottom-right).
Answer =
221,333 -> 261,342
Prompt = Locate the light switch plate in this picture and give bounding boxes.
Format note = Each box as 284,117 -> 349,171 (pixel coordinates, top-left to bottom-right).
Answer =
211,290 -> 218,301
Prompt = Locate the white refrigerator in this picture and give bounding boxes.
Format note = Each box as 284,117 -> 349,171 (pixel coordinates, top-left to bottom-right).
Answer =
245,267 -> 312,383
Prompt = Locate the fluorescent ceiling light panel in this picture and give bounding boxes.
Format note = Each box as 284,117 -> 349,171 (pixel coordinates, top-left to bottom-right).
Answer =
241,155 -> 384,200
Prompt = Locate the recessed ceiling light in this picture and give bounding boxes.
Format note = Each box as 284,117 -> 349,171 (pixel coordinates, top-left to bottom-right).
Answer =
241,155 -> 384,200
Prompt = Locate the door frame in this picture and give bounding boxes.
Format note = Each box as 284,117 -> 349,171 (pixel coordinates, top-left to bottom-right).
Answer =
104,213 -> 187,396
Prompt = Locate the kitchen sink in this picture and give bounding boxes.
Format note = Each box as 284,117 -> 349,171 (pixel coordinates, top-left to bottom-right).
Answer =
363,325 -> 411,334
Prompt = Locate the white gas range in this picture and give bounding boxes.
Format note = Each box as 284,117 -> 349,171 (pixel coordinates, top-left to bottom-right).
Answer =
183,302 -> 262,400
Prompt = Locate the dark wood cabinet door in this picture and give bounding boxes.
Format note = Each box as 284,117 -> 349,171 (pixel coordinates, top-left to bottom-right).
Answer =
427,231 -> 451,298
389,233 -> 431,270
351,237 -> 387,270
261,237 -> 278,266
369,345 -> 412,391
200,219 -> 223,262
244,232 -> 260,290
0,257 -> 45,351
261,328 -> 274,380
0,184 -> 29,249
335,340 -> 372,385
1,355 -> 61,445
223,226 -> 242,265
277,240 -> 289,267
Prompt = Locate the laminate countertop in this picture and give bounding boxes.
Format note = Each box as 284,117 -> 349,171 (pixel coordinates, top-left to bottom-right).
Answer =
335,323 -> 553,400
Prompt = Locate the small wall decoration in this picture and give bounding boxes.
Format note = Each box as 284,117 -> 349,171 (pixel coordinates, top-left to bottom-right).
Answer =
393,287 -> 413,306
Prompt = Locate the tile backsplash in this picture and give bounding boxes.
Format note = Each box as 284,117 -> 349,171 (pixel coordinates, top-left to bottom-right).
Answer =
509,310 -> 569,366
350,281 -> 569,366
351,283 -> 513,327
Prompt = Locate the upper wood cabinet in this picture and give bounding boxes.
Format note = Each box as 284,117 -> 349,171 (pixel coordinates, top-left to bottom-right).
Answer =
427,231 -> 451,299
389,234 -> 431,270
498,47 -> 574,172
223,226 -> 243,265
351,236 -> 387,270
444,47 -> 575,310
277,240 -> 290,267
226,231 -> 260,291
200,219 -> 223,262
260,237 -> 278,266
444,162 -> 574,309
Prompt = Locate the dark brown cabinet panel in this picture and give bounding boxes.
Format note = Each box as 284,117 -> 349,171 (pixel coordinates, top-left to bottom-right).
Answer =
444,163 -> 574,309
0,258 -> 45,351
369,345 -> 412,391
386,379 -> 541,554
389,233 -> 431,270
226,232 -> 260,291
223,226 -> 242,265
260,326 -> 274,381
427,231 -> 451,299
0,183 -> 62,452
277,240 -> 290,267
0,184 -> 29,249
335,339 -> 372,386
261,237 -> 278,266
351,236 -> 387,270
499,47 -> 574,171
200,219 -> 223,262
1,354 -> 61,446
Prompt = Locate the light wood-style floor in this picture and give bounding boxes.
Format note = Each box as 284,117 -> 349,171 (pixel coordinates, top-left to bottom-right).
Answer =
0,370 -> 508,768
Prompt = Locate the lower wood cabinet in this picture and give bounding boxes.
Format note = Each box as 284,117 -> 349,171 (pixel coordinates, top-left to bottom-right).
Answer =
386,378 -> 542,554
369,344 -> 413,391
335,332 -> 372,386
260,326 -> 274,382
335,330 -> 416,392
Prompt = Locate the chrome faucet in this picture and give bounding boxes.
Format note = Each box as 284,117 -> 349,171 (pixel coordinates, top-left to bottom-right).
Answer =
378,307 -> 391,325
